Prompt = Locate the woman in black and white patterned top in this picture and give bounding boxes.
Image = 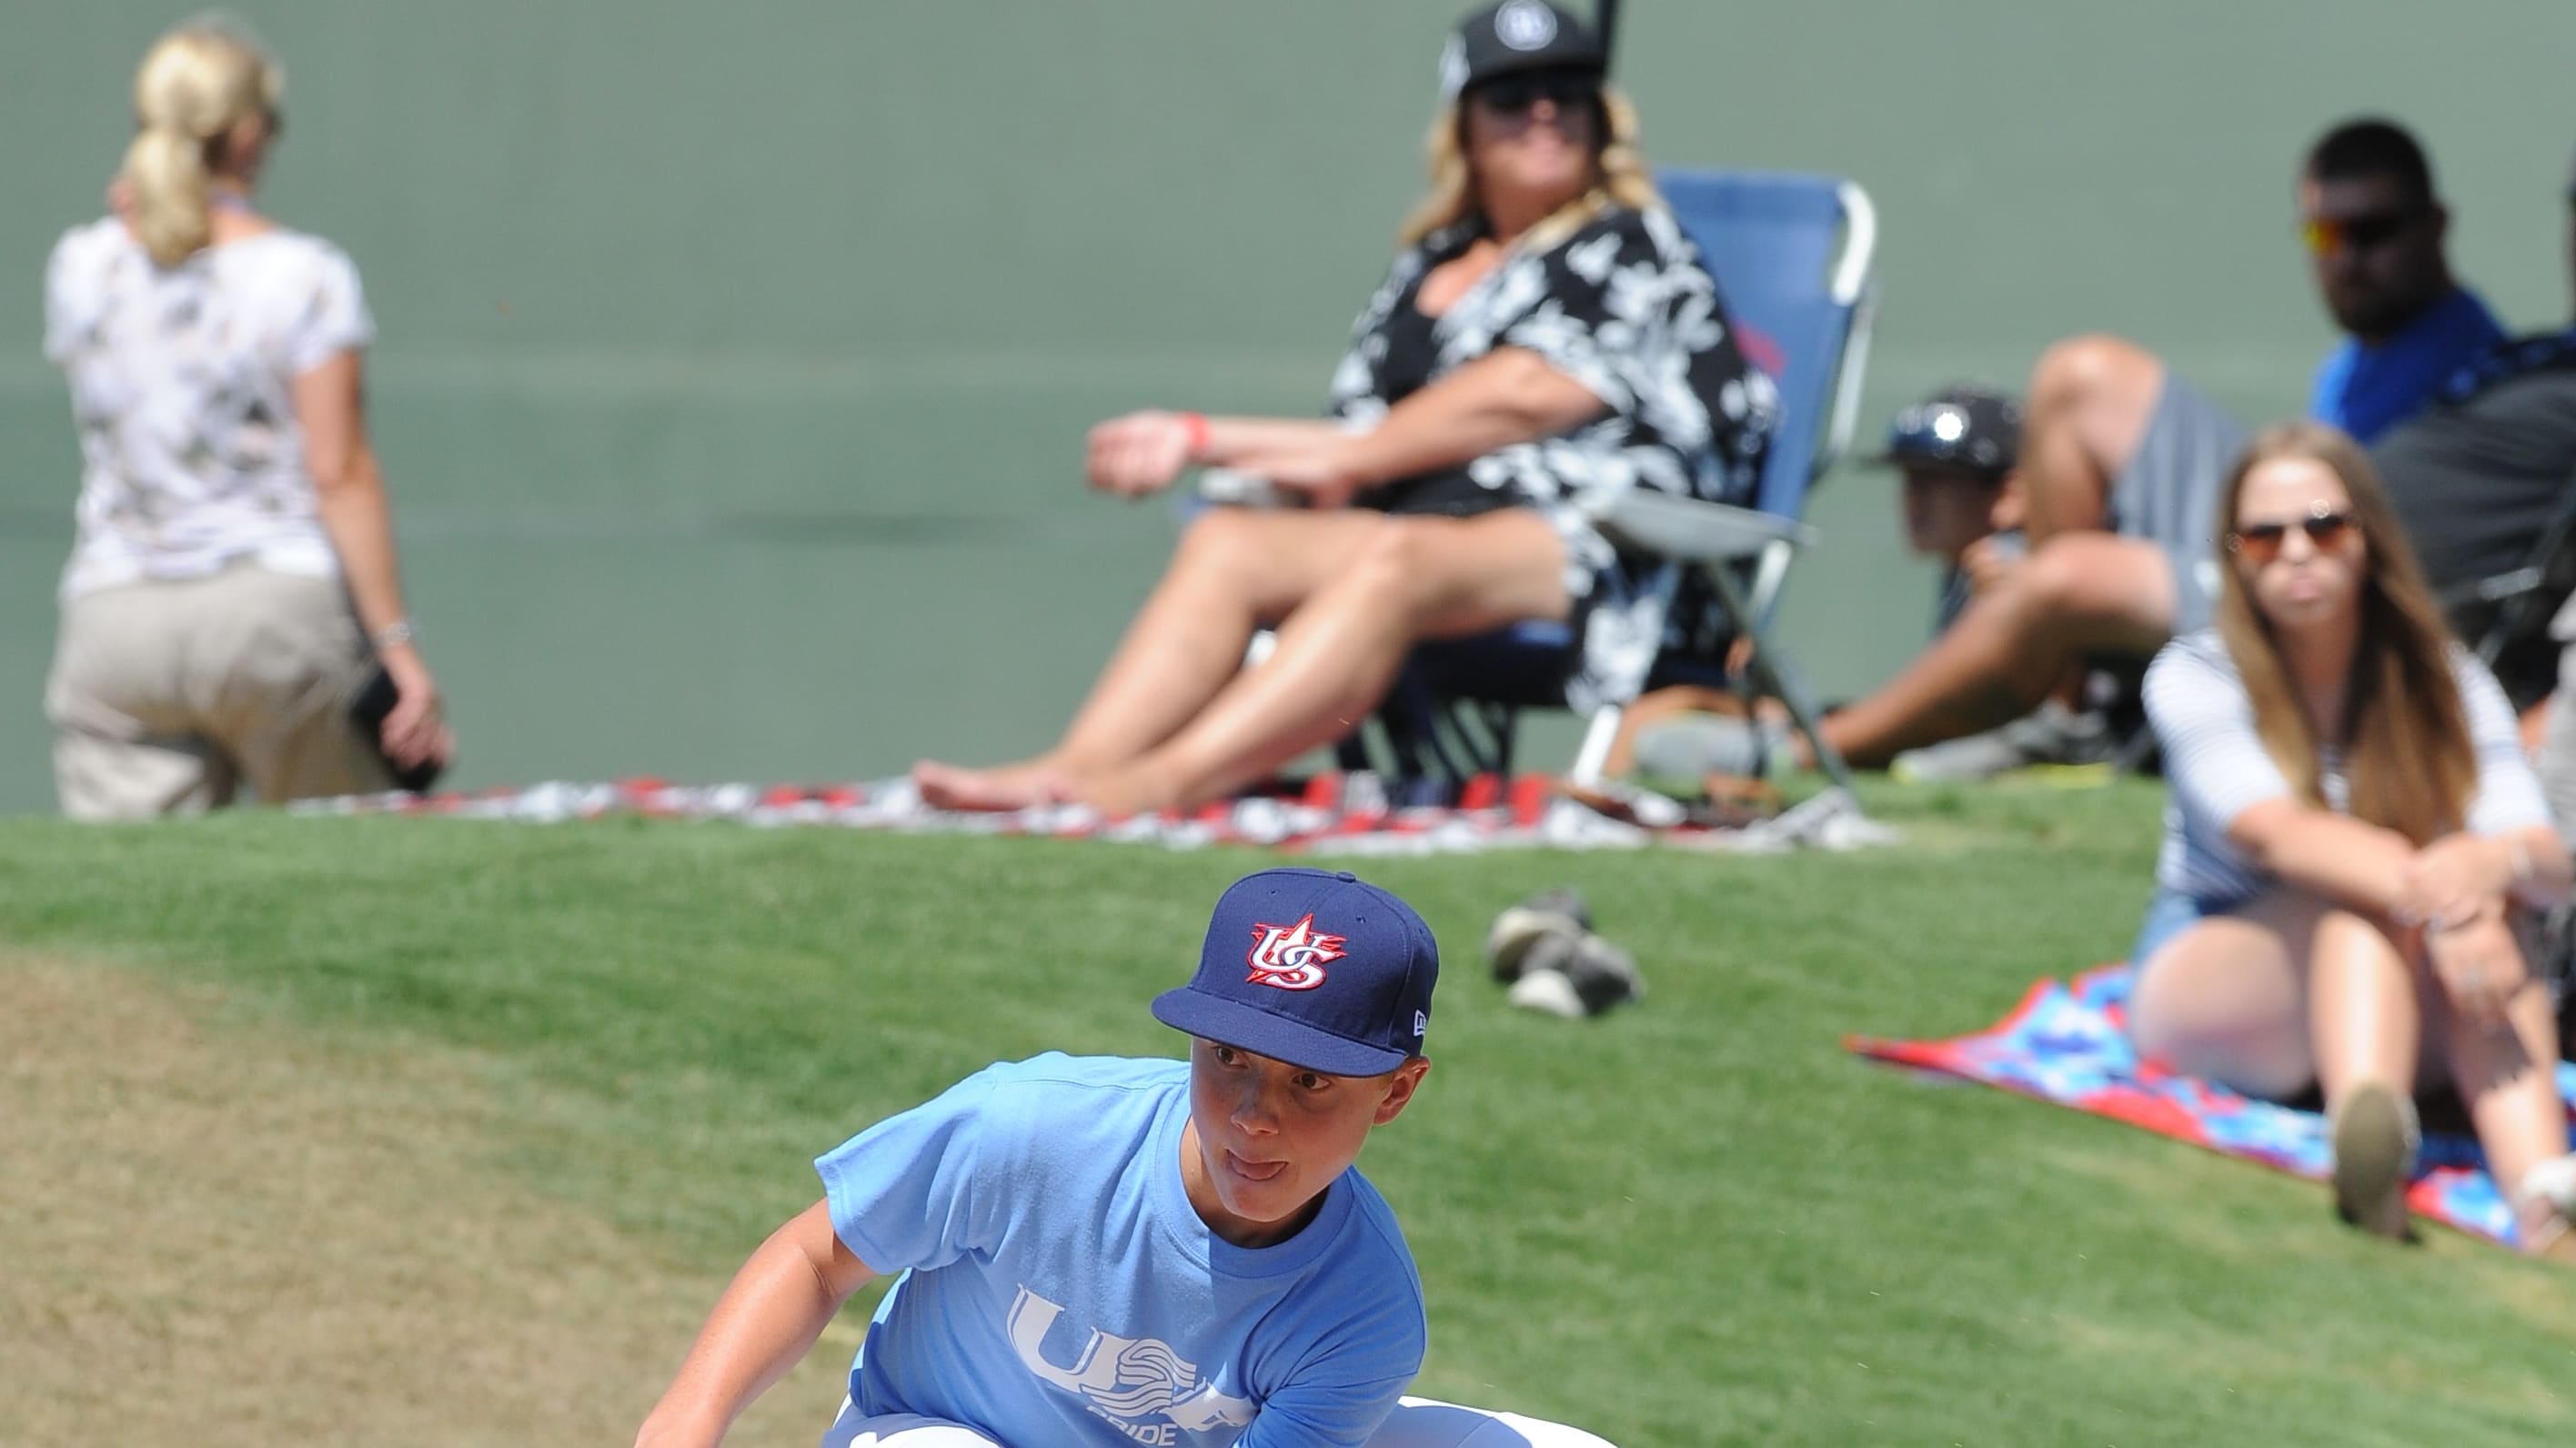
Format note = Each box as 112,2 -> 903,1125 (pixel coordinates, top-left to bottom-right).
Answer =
44,18 -> 451,817
914,1 -> 1776,815
2127,422 -> 2576,1257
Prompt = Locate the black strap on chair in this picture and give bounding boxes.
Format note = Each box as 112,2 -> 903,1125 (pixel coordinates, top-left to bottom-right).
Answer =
2468,461 -> 2576,673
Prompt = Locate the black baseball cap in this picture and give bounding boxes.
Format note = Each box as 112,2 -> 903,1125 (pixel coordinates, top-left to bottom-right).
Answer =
1152,868 -> 1439,1076
1440,2 -> 1605,99
1869,384 -> 2022,479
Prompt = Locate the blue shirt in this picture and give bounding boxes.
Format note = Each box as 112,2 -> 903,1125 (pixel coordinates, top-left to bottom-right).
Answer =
817,1053 -> 1427,1448
2308,287 -> 2506,444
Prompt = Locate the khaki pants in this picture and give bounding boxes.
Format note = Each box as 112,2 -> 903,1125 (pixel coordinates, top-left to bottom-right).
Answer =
46,568 -> 391,820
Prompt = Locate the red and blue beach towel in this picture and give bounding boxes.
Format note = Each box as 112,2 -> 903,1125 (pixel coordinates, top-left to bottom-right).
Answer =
1849,964 -> 2576,1251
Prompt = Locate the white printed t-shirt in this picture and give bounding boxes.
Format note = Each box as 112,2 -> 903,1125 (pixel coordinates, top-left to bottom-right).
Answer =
817,1053 -> 1427,1448
43,216 -> 374,600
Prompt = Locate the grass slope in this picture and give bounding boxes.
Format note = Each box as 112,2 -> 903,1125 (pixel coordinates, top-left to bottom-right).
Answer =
2,780 -> 2571,1445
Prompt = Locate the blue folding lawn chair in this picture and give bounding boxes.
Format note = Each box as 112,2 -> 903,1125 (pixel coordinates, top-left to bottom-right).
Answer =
1323,166 -> 1880,801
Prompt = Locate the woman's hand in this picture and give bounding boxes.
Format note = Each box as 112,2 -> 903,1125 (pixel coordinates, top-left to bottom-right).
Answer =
378,650 -> 455,773
2398,834 -> 2514,930
2424,905 -> 2529,1029
1086,412 -> 1201,498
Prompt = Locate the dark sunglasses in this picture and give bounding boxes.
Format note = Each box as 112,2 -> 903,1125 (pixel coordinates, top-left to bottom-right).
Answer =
1470,69 -> 1600,116
2228,508 -> 2358,565
2299,206 -> 2423,256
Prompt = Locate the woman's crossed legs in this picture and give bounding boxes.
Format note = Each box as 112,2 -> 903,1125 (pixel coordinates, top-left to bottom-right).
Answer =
915,506 -> 1570,815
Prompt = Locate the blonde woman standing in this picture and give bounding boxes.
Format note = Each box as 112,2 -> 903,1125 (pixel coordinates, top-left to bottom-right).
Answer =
2127,423 -> 2576,1256
43,17 -> 449,819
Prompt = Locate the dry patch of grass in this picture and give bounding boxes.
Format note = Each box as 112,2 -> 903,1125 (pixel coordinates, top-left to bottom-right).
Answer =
0,956 -> 850,1447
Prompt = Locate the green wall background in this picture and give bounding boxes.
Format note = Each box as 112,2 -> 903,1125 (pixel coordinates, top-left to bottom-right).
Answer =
4,2 -> 2571,812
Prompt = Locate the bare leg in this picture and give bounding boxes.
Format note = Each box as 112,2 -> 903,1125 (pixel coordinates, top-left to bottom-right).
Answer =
2133,886 -> 2576,1251
2130,888 -> 2437,1238
1815,532 -> 2177,766
1079,510 -> 1570,812
2128,889 -> 2324,1100
914,508 -> 1388,809
2433,960 -> 2572,1249
2018,335 -> 2168,546
2303,906 -> 2424,1105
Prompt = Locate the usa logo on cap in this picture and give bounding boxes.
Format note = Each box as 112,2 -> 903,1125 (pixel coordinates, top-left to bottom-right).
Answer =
1246,914 -> 1346,991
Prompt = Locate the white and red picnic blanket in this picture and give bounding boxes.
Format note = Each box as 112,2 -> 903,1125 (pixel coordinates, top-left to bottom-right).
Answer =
297,773 -> 1893,856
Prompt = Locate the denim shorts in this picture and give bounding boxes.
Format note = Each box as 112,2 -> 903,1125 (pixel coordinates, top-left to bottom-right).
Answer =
2128,885 -> 2250,968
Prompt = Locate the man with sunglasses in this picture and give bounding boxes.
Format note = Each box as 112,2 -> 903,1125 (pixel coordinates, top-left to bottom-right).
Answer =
1716,117 -> 2506,778
2299,119 -> 2505,445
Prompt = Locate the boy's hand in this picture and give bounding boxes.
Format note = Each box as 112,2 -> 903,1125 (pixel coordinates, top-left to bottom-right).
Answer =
1960,534 -> 2024,596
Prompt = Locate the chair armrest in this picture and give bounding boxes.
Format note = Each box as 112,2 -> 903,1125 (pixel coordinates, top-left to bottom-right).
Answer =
1195,467 -> 1286,508
1583,488 -> 1817,562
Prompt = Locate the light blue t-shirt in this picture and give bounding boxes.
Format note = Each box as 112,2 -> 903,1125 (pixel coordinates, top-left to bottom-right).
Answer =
817,1053 -> 1426,1448
2308,286 -> 2505,444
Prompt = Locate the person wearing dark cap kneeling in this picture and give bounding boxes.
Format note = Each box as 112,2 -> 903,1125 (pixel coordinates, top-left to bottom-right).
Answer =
1870,386 -> 2118,780
1625,384 -> 2110,781
638,868 -> 1616,1448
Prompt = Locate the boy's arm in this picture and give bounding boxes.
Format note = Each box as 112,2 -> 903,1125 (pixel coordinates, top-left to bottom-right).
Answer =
634,1199 -> 879,1448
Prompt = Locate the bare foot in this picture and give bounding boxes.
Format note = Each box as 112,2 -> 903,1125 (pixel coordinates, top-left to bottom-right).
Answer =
911,759 -> 1076,812
1071,764 -> 1196,819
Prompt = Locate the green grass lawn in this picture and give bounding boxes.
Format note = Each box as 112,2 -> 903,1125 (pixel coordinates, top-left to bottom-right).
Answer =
4,779 -> 2572,1445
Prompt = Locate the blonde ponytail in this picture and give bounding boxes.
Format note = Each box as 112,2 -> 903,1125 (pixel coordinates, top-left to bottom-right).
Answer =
125,124 -> 215,266
120,18 -> 284,267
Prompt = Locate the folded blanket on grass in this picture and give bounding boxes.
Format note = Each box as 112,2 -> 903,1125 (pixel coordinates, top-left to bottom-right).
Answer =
297,773 -> 1896,855
1847,964 -> 2576,1250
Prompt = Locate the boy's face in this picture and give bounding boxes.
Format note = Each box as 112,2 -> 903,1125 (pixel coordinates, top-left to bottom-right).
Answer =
1899,465 -> 2006,562
1179,1038 -> 1428,1249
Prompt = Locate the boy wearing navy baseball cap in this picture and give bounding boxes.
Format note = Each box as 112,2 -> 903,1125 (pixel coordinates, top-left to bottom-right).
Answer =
637,869 -> 1612,1448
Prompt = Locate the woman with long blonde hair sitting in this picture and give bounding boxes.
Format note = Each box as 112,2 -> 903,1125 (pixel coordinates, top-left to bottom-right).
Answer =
2128,422 -> 2576,1256
912,0 -> 1776,816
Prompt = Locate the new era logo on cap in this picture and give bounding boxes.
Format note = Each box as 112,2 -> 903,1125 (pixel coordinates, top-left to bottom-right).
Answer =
1153,868 -> 1441,1076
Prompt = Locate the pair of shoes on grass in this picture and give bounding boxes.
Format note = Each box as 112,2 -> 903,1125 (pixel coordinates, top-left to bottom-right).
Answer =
1484,889 -> 1644,1019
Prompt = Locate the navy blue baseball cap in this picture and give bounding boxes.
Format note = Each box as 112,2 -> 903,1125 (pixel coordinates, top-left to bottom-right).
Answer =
1152,868 -> 1440,1076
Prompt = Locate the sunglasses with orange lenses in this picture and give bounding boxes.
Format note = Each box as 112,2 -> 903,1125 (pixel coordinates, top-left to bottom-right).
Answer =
2228,508 -> 2357,565
2299,206 -> 2423,256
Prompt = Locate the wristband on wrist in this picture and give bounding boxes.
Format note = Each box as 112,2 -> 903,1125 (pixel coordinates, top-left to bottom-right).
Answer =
1177,411 -> 1212,464
372,618 -> 418,652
